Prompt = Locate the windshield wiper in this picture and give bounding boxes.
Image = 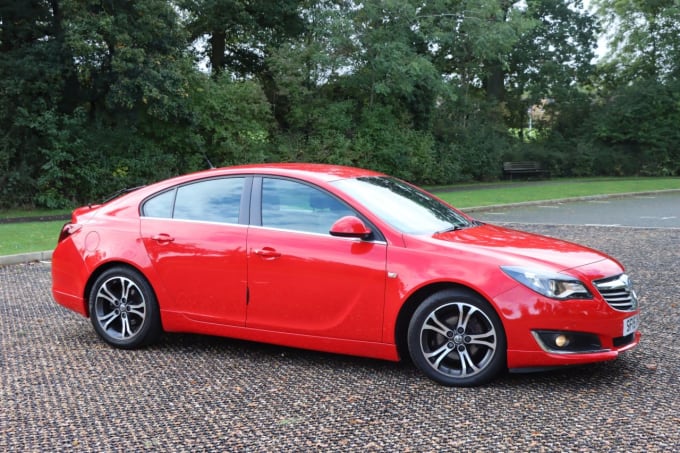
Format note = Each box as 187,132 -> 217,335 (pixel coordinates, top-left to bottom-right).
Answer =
436,221 -> 482,233
436,225 -> 463,234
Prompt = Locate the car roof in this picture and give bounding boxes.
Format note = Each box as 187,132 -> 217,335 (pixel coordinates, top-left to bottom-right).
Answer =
98,164 -> 386,209
177,163 -> 385,184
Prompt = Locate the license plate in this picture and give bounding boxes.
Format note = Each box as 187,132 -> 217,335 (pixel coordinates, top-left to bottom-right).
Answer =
623,314 -> 640,336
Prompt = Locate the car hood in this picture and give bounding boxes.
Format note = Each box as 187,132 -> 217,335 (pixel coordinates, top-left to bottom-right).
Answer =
414,223 -> 616,273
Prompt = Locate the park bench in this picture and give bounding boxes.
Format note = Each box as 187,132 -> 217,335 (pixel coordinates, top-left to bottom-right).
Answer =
502,161 -> 550,180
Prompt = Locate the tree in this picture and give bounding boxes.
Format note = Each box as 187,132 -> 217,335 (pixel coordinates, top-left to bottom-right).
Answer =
0,0 -> 73,206
589,0 -> 680,176
595,0 -> 680,81
504,1 -> 597,132
179,0 -> 305,128
1,0 -> 201,207
191,74 -> 274,167
268,0 -> 447,181
179,0 -> 304,77
3,0 -> 672,208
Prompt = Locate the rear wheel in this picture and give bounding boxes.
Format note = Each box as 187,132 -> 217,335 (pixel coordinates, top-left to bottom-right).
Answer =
408,289 -> 506,386
89,267 -> 161,349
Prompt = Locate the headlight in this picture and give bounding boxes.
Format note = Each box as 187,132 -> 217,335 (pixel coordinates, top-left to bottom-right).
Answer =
501,266 -> 592,300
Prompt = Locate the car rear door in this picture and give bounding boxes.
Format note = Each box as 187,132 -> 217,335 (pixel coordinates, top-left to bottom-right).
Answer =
140,176 -> 249,326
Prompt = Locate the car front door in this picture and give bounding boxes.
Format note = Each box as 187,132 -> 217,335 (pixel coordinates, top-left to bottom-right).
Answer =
141,176 -> 249,326
246,177 -> 387,342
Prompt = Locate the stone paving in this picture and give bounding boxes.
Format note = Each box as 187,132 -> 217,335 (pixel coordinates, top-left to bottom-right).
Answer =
1,224 -> 678,451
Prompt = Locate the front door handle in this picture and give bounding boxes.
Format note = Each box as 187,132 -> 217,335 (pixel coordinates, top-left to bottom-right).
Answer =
253,247 -> 281,259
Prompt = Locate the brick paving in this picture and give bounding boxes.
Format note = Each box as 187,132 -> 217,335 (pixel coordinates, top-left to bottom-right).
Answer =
1,224 -> 678,451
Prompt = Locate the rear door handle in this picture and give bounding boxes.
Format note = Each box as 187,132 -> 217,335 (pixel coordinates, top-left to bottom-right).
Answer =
253,247 -> 281,259
152,233 -> 175,244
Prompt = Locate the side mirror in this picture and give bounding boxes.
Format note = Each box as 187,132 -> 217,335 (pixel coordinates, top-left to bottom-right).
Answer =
329,216 -> 372,239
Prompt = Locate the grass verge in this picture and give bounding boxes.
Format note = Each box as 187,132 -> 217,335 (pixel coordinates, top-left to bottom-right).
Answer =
434,177 -> 680,208
0,208 -> 70,220
0,220 -> 65,256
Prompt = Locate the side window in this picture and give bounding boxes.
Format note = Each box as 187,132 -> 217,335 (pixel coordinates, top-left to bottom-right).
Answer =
174,177 -> 245,223
261,178 -> 354,234
142,177 -> 245,224
142,189 -> 175,218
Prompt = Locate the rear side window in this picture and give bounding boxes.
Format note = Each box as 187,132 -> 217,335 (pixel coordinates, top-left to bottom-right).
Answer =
142,177 -> 245,224
143,189 -> 175,218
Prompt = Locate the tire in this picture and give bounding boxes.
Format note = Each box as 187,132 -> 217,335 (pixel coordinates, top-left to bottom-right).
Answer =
89,266 -> 161,349
407,289 -> 506,387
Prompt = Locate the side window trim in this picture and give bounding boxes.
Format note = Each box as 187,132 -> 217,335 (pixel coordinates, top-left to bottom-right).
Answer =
169,187 -> 178,217
250,176 -> 263,226
239,176 -> 253,225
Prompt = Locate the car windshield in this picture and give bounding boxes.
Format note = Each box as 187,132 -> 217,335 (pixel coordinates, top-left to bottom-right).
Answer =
331,176 -> 475,234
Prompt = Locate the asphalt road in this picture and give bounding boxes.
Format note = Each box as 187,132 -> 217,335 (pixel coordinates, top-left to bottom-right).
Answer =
1,219 -> 679,450
474,191 -> 680,228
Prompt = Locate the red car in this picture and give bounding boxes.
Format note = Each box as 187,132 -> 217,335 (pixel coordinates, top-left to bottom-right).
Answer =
52,164 -> 640,386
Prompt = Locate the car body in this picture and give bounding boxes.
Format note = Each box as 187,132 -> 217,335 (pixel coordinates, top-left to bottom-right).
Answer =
52,164 -> 640,386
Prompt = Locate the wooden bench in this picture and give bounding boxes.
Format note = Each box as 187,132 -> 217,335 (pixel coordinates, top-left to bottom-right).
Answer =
502,161 -> 550,180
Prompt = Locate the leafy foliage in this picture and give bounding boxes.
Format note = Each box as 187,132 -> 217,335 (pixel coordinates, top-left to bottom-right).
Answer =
1,0 -> 678,208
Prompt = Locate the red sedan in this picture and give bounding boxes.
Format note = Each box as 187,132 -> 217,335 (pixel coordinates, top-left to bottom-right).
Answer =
52,164 -> 640,386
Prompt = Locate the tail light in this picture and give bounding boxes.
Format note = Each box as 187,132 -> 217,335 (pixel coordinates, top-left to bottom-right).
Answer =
58,223 -> 82,243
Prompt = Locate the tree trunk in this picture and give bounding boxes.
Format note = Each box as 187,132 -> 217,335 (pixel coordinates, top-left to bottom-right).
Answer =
210,29 -> 226,77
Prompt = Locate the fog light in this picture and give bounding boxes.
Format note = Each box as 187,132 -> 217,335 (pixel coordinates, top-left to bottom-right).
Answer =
533,331 -> 602,353
554,335 -> 570,348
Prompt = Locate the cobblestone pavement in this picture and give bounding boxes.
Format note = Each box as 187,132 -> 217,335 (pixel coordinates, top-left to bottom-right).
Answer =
1,224 -> 678,452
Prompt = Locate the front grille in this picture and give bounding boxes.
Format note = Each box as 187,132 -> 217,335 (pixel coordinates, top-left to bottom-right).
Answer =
593,274 -> 638,311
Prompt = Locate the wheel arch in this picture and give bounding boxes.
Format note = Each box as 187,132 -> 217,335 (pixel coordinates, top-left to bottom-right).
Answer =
83,261 -> 159,319
394,282 -> 501,363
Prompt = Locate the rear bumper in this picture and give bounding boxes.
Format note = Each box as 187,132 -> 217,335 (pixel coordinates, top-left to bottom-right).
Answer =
51,238 -> 89,317
53,289 -> 88,317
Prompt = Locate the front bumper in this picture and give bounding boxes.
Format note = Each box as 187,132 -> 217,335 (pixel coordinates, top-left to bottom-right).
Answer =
508,331 -> 640,370
496,284 -> 641,370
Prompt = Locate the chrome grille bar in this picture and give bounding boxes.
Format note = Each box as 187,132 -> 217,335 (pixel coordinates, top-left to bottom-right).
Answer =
593,274 -> 638,311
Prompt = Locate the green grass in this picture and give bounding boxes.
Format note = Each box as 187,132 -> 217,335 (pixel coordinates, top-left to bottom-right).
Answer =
0,220 -> 65,256
434,177 -> 680,208
0,208 -> 70,220
1,177 -> 679,255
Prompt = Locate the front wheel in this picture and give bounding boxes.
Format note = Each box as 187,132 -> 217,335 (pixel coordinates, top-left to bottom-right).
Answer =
408,289 -> 506,387
89,267 -> 161,349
